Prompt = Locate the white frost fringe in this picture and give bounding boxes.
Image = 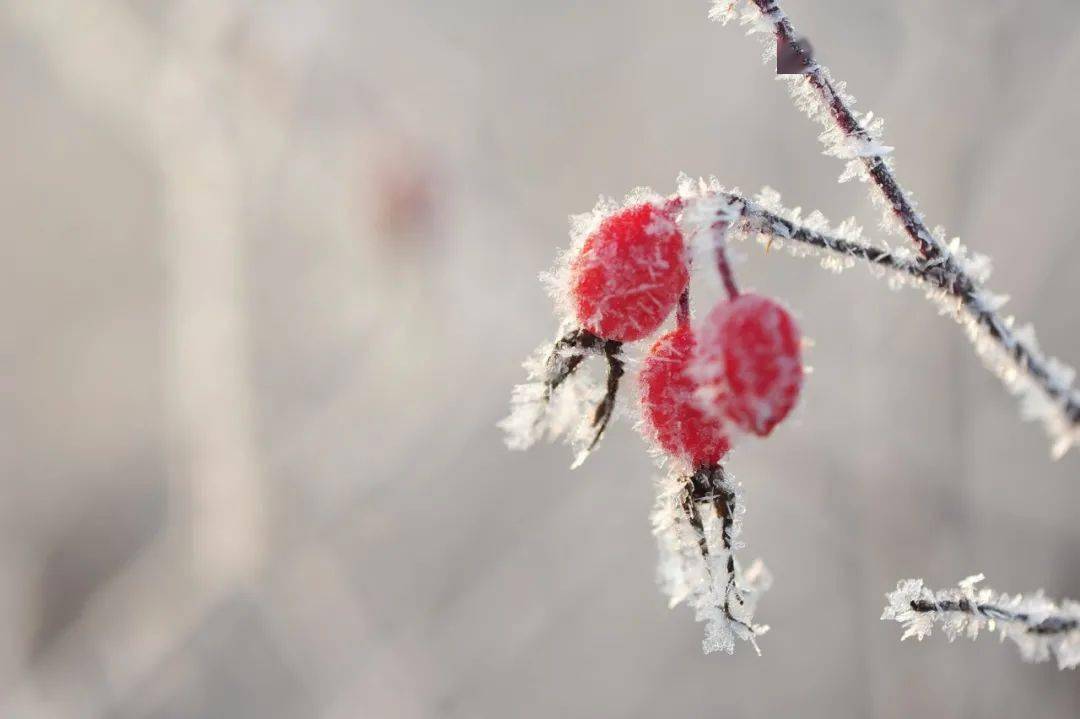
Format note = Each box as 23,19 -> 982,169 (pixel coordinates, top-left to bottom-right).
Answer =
883,575 -> 1080,670
651,467 -> 771,655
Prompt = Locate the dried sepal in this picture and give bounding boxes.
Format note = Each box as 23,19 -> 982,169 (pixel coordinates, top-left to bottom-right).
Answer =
652,464 -> 770,655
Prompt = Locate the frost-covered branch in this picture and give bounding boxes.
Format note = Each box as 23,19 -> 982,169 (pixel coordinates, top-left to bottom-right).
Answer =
883,575 -> 1080,669
676,179 -> 1080,455
710,0 -> 1080,457
652,464 -> 771,654
716,0 -> 941,260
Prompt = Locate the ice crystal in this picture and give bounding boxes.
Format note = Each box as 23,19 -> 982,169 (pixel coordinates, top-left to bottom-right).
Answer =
883,575 -> 1080,670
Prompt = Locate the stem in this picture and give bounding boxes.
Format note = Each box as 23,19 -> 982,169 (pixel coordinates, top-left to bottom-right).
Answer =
713,222 -> 741,300
677,287 -> 691,328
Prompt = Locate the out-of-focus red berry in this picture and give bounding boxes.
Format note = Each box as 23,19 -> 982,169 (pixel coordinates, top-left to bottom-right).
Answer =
569,204 -> 689,343
700,293 -> 803,436
640,325 -> 731,465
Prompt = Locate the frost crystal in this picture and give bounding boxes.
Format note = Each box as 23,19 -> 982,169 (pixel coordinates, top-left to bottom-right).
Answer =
883,575 -> 1080,670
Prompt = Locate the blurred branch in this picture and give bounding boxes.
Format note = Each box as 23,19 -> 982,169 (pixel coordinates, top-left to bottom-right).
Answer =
1,1 -> 278,713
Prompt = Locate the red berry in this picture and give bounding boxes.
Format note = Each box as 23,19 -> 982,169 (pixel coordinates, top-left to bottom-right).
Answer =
699,294 -> 803,436
569,203 -> 689,343
640,325 -> 731,465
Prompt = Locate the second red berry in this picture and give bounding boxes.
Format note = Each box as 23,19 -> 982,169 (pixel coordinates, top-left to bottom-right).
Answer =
699,293 -> 804,437
639,325 -> 731,465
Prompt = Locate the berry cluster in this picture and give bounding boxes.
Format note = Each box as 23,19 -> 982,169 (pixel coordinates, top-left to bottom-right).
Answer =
503,192 -> 805,653
520,195 -> 805,472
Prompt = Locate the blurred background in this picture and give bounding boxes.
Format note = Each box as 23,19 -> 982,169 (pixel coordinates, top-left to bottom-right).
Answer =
3,0 -> 1080,716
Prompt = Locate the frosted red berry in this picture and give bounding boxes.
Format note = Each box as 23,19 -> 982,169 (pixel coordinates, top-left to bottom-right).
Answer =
699,293 -> 803,437
640,325 -> 731,465
569,203 -> 689,343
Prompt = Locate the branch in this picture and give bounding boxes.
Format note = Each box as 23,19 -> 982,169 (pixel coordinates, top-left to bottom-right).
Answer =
709,0 -> 1080,457
883,575 -> 1080,669
675,181 -> 1080,456
720,0 -> 943,260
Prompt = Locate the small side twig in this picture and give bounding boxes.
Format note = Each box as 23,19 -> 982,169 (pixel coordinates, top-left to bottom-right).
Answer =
883,575 -> 1080,669
676,287 -> 692,328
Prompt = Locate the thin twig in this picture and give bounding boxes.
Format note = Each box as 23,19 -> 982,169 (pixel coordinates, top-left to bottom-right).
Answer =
908,598 -> 1079,636
883,575 -> 1080,668
677,288 -> 692,328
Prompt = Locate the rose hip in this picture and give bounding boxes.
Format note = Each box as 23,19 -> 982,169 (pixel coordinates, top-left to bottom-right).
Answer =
699,293 -> 803,436
569,203 -> 689,343
640,325 -> 731,465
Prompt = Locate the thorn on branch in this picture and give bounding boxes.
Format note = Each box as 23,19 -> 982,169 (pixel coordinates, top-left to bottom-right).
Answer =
776,33 -> 814,75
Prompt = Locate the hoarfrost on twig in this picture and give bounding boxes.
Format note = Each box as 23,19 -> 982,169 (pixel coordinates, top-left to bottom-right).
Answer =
673,178 -> 1080,457
883,575 -> 1080,670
